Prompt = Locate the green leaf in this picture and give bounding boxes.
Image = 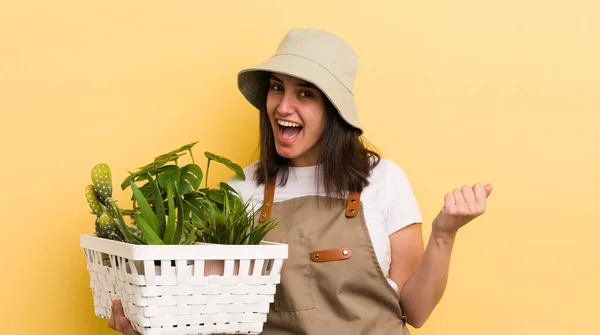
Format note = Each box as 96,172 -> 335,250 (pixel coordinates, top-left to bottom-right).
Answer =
163,181 -> 176,244
189,192 -> 278,245
130,180 -> 161,236
121,165 -> 154,190
219,182 -> 238,195
155,164 -> 202,196
133,173 -> 152,182
179,164 -> 203,195
184,199 -> 205,223
183,228 -> 198,245
207,189 -> 225,204
134,213 -> 164,245
173,185 -> 185,245
152,141 -> 198,166
145,173 -> 166,237
120,209 -> 137,216
105,198 -> 142,244
204,152 -> 245,180
178,142 -> 198,152
120,141 -> 198,190
130,180 -> 153,201
157,166 -> 181,188
196,188 -> 209,197
248,216 -> 279,244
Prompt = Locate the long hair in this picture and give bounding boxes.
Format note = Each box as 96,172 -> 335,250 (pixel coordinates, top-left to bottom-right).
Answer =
253,76 -> 380,199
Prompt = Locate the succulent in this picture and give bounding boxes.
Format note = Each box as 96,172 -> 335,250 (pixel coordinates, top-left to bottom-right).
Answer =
95,213 -> 122,241
85,142 -> 277,246
192,191 -> 280,245
91,164 -> 112,201
85,165 -> 124,241
85,185 -> 103,216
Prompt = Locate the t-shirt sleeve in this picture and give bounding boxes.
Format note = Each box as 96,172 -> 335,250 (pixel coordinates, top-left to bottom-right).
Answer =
385,162 -> 423,235
224,162 -> 260,205
226,175 -> 245,202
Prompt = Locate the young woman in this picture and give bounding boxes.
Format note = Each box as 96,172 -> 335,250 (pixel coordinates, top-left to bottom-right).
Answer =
109,28 -> 493,335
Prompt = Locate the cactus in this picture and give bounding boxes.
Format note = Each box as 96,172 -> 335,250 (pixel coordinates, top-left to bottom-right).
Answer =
128,223 -> 145,243
91,163 -> 112,201
95,213 -> 122,241
85,164 -> 125,242
85,185 -> 103,216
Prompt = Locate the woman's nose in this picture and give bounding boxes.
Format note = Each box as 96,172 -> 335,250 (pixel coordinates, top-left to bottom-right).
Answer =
276,92 -> 296,115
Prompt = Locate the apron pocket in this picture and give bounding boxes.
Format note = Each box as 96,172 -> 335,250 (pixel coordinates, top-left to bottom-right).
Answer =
274,236 -> 315,312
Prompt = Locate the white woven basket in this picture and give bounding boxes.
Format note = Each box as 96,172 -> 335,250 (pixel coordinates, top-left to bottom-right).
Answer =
80,234 -> 288,335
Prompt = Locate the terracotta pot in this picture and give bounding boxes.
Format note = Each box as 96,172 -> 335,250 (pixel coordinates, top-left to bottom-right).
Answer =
203,259 -> 256,276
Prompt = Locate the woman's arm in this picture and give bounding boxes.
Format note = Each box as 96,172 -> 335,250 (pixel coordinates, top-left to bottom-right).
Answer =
389,183 -> 493,328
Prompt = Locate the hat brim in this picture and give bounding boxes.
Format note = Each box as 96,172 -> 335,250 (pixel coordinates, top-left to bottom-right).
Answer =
237,54 -> 362,133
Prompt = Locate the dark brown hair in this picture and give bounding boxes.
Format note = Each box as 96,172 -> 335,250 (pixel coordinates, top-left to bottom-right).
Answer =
253,74 -> 380,199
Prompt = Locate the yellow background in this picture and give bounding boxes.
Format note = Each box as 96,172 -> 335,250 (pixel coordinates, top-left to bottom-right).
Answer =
1,0 -> 598,334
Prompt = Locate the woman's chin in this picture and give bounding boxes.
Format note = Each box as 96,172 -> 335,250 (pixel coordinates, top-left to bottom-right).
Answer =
275,147 -> 298,160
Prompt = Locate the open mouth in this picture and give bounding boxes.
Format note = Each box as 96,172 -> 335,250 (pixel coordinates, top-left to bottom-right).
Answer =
277,120 -> 303,142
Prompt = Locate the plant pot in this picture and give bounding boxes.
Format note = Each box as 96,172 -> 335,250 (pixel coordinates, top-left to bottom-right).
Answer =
80,234 -> 287,335
194,243 -> 259,277
202,260 -> 258,276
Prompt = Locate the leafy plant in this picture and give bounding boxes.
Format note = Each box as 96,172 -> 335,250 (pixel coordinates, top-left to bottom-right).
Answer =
85,164 -> 142,243
191,192 -> 280,245
204,152 -> 245,188
85,142 -> 277,246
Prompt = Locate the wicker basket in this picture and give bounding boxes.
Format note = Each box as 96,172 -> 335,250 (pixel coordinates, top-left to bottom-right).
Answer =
80,234 -> 288,335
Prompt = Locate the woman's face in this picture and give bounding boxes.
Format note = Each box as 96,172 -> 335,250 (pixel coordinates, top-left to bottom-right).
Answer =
266,73 -> 327,167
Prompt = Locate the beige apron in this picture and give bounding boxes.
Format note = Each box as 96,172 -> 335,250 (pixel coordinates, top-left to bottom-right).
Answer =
257,177 -> 410,335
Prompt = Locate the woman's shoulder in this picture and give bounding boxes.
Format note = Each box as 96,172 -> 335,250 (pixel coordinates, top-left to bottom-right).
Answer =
226,160 -> 262,202
369,157 -> 410,183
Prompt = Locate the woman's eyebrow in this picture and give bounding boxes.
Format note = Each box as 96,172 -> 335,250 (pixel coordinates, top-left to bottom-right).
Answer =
270,74 -> 317,89
269,74 -> 283,83
297,82 -> 317,89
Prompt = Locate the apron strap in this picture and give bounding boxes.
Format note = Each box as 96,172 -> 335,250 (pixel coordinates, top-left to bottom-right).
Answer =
260,175 -> 362,221
345,192 -> 361,218
259,176 -> 277,223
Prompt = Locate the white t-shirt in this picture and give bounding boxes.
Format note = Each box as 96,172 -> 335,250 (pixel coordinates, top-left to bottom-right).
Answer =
227,158 -> 423,291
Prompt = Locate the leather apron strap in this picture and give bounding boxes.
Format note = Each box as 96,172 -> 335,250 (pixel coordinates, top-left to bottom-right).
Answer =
259,175 -> 361,223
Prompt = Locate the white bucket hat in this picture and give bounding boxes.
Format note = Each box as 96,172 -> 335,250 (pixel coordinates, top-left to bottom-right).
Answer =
237,28 -> 363,133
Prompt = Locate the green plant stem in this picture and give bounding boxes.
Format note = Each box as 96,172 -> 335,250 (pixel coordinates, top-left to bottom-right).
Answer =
189,149 -> 195,164
205,159 -> 211,188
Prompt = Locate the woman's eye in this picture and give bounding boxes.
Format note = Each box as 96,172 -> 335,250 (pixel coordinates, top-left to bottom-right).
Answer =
271,84 -> 283,91
299,91 -> 313,98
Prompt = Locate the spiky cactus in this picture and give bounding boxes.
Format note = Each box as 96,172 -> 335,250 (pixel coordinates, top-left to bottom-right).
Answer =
85,164 -> 124,241
92,164 -> 112,201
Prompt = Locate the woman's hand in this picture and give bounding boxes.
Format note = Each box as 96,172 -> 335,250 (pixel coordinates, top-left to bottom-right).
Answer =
108,300 -> 140,335
432,183 -> 493,236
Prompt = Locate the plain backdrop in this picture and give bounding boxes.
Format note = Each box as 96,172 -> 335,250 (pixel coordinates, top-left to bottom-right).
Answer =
1,1 -> 599,334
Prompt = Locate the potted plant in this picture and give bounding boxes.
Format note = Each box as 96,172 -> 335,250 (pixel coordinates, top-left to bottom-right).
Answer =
80,142 -> 287,335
